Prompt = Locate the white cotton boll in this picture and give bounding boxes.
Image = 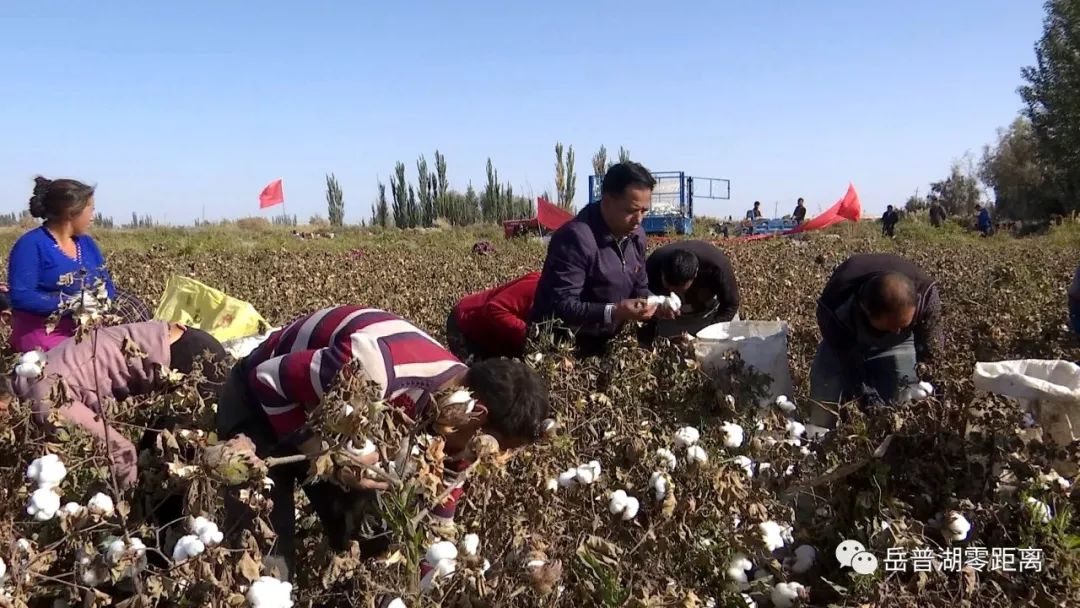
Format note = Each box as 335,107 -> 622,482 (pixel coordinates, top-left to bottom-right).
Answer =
525,559 -> 546,570
341,404 -> 355,417
386,599 -> 407,608
759,521 -> 788,552
919,381 -> 935,394
791,545 -> 816,574
944,511 -> 971,541
62,502 -> 85,517
575,461 -> 601,485
620,497 -> 639,520
755,419 -> 766,432
1022,412 -> 1036,428
649,471 -> 669,501
771,582 -> 805,608
426,541 -> 458,566
104,539 -> 127,565
87,493 -> 115,516
656,448 -> 677,472
0,557 -> 6,584
15,362 -> 42,380
740,593 -> 757,608
733,455 -> 754,477
172,535 -> 205,562
1025,497 -> 1052,523
26,488 -> 60,521
608,490 -> 629,515
686,445 -> 708,465
80,567 -> 103,587
786,421 -> 806,440
1039,472 -> 1072,491
725,394 -> 737,408
420,559 -> 457,592
21,350 -> 45,366
557,469 -> 578,488
191,516 -> 224,546
646,295 -> 667,307
674,426 -> 700,449
461,533 -> 480,556
720,422 -> 744,448
26,454 -> 67,489
763,436 -> 779,448
246,576 -> 294,608
530,352 -> 544,364
346,439 -> 377,457
775,395 -> 797,414
725,554 -> 753,591
666,293 -> 682,311
545,478 -> 559,492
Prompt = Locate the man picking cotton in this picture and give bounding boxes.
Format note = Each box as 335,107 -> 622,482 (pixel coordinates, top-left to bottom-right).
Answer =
809,254 -> 942,428
639,240 -> 740,346
530,162 -> 675,356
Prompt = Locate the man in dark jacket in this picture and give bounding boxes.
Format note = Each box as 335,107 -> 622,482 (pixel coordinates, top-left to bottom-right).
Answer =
530,162 -> 669,356
639,240 -> 740,346
929,202 -> 946,227
881,205 -> 900,237
793,198 -> 807,224
809,254 -> 943,428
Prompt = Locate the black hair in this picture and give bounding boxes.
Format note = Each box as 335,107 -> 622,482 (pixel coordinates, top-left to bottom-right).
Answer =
797,198 -> 804,204
753,201 -> 761,207
662,250 -> 699,286
29,176 -> 95,222
466,358 -> 551,441
860,272 -> 917,319
601,162 -> 656,198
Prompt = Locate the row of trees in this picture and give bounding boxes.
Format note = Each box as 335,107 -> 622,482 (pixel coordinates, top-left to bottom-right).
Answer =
913,0 -> 1080,220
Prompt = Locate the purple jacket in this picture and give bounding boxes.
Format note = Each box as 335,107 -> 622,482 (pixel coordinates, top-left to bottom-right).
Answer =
530,203 -> 650,335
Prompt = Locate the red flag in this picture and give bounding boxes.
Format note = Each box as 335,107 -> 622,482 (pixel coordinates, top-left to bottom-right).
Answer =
788,183 -> 861,234
259,178 -> 284,208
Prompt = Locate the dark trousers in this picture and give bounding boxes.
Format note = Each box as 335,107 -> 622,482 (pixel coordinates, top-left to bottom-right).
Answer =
215,361 -> 388,581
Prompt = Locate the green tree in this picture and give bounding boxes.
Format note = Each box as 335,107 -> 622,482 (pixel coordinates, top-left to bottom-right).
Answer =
927,159 -> 982,217
435,150 -> 449,220
373,181 -> 390,228
592,145 -> 607,177
554,142 -> 577,211
325,173 -> 345,227
483,158 -> 500,223
1019,0 -> 1080,215
980,116 -> 1055,220
618,146 -> 631,164
391,162 -> 408,228
903,195 -> 928,213
417,155 -> 435,227
407,184 -> 420,228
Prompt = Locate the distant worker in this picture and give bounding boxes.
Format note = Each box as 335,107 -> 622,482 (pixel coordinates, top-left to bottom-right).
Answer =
808,254 -> 942,429
881,205 -> 899,238
977,205 -> 992,237
928,201 -> 946,228
530,162 -> 673,357
793,198 -> 807,225
447,272 -> 540,360
639,240 -> 740,346
746,201 -> 763,221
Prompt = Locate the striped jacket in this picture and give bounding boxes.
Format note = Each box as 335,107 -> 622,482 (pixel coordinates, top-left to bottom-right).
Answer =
246,306 -> 469,520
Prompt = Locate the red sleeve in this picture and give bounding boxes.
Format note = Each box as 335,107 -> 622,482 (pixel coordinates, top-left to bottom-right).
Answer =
482,272 -> 539,352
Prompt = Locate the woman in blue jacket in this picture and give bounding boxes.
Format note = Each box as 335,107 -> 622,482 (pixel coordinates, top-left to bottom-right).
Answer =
7,176 -> 116,352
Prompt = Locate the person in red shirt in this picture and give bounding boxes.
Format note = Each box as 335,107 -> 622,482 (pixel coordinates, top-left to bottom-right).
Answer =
447,272 -> 540,360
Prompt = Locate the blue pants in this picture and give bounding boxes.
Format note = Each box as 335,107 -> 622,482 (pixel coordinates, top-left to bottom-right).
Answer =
1070,299 -> 1080,335
809,335 -> 917,406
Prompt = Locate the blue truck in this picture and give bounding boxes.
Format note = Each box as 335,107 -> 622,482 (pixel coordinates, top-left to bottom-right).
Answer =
588,171 -> 731,235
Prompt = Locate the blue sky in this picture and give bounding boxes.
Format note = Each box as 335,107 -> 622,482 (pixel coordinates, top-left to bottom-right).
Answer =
0,1 -> 1045,224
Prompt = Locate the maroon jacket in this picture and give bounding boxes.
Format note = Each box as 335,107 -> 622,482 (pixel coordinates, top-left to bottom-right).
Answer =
817,254 -> 943,363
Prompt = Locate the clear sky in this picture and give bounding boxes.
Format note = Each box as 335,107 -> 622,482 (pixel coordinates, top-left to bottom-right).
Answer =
0,1 -> 1046,224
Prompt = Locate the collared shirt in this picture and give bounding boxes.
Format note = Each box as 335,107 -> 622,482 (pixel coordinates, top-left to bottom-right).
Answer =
529,203 -> 650,335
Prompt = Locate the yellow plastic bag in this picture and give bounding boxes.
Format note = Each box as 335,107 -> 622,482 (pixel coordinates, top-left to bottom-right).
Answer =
153,275 -> 270,342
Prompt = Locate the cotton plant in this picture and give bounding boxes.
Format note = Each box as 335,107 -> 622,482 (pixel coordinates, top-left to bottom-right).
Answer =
421,540 -> 459,592
246,576 -> 294,608
14,350 -> 45,380
648,471 -> 670,501
720,422 -> 745,449
774,395 -> 797,414
787,545 -> 816,574
87,493 -> 115,517
942,511 -> 971,541
1025,497 -> 1052,523
26,454 -> 67,490
733,455 -> 754,478
26,488 -> 61,521
655,448 -> 678,472
673,426 -> 700,449
646,293 -> 682,311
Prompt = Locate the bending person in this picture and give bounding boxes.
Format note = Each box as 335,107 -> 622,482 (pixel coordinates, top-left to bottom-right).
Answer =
447,271 -> 540,360
8,177 -> 115,352
10,321 -> 228,487
216,305 -> 551,580
639,240 -> 740,346
809,254 -> 942,428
